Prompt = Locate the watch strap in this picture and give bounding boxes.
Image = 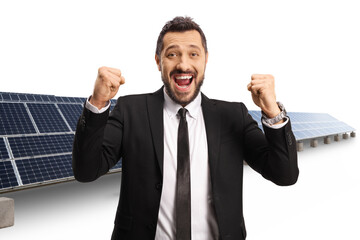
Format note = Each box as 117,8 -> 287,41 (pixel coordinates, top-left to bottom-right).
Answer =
261,102 -> 287,125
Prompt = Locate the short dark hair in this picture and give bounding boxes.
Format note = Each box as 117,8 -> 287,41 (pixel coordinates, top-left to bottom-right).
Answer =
155,16 -> 208,58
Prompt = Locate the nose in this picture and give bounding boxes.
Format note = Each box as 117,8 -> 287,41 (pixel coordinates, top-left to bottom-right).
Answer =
176,55 -> 191,72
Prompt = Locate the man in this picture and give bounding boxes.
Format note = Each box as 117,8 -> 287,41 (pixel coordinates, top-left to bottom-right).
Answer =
72,16 -> 299,240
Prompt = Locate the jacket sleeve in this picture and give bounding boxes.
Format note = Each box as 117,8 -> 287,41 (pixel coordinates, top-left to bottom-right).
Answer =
241,103 -> 299,186
72,100 -> 124,182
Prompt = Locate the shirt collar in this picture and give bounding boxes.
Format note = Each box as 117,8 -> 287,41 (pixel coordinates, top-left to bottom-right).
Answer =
163,87 -> 202,120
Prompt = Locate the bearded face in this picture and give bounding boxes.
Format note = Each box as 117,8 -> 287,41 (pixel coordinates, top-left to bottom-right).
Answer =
155,30 -> 208,106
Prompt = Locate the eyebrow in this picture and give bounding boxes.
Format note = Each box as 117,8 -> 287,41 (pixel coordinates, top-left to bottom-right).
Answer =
165,44 -> 202,52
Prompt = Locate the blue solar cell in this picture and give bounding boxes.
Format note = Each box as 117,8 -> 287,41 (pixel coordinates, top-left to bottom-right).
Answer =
0,138 -> 9,160
9,94 -> 20,101
2,93 -> 11,101
0,161 -> 18,189
48,95 -> 56,102
77,97 -> 86,103
8,134 -> 74,159
61,97 -> 71,103
0,103 -> 37,135
34,95 -> 43,102
41,95 -> 50,102
25,94 -> 36,102
16,154 -> 73,185
293,131 -> 304,140
18,94 -> 28,101
57,104 -> 83,131
291,123 -> 300,131
27,103 -> 70,133
55,96 -> 64,103
66,97 -> 77,103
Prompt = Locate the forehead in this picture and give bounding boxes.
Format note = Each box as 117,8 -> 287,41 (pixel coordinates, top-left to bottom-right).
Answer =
162,30 -> 203,52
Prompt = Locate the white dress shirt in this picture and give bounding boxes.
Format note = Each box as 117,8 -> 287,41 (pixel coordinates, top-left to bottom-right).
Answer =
154,89 -> 219,240
86,90 -> 288,240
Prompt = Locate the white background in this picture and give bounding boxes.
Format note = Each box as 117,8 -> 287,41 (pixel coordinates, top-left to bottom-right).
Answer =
1,0 -> 359,239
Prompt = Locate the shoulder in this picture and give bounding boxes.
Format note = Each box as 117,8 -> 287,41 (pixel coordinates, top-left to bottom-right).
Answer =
202,94 -> 248,114
117,92 -> 151,102
111,88 -> 163,117
115,87 -> 163,106
201,94 -> 252,126
202,96 -> 255,134
211,99 -> 246,108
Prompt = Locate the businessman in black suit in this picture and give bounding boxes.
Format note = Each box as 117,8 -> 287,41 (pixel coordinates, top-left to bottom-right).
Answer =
72,16 -> 299,240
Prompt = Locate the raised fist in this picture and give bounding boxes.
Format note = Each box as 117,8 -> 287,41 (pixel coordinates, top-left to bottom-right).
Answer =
247,74 -> 280,118
90,66 -> 125,109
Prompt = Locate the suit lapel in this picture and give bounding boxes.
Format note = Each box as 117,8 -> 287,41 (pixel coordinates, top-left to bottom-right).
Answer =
201,93 -> 221,179
147,87 -> 165,175
146,89 -> 221,177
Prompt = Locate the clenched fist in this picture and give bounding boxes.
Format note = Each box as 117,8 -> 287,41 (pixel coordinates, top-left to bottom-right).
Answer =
247,74 -> 281,119
90,67 -> 125,109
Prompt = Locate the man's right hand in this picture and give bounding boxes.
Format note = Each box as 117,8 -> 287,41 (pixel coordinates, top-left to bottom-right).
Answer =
90,66 -> 125,109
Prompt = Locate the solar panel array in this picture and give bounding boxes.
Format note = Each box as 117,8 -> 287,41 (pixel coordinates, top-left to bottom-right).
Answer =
0,91 -> 355,193
248,111 -> 355,141
0,92 -> 120,193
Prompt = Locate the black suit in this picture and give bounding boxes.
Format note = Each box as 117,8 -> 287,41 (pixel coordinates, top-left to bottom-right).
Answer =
72,87 -> 299,240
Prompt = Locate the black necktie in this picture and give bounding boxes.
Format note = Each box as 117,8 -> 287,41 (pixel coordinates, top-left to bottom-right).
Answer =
176,108 -> 191,240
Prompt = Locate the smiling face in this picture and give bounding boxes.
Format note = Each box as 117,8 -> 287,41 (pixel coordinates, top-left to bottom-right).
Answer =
155,30 -> 208,106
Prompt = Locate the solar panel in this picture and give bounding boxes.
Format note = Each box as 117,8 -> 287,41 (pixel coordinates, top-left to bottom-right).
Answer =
9,93 -> 20,102
57,104 -> 83,131
0,91 -> 122,193
16,154 -> 73,185
25,94 -> 36,102
288,112 -> 354,141
8,134 -> 74,159
248,111 -> 355,141
110,159 -> 122,172
0,91 -> 354,193
27,103 -> 71,133
41,95 -> 50,102
0,161 -> 18,189
61,97 -> 71,103
19,94 -> 28,101
76,97 -> 86,104
0,138 -> 10,160
110,99 -> 117,111
34,95 -> 43,102
1,93 -> 11,101
55,96 -> 65,103
0,103 -> 37,135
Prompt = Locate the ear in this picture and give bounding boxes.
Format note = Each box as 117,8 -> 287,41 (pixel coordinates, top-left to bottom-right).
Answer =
155,54 -> 161,71
205,52 -> 209,64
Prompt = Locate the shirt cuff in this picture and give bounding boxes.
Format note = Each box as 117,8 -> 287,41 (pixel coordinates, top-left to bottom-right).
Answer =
85,97 -> 111,114
262,117 -> 289,129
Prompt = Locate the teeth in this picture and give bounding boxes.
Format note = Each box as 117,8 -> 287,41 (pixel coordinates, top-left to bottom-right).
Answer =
175,75 -> 192,80
176,83 -> 189,88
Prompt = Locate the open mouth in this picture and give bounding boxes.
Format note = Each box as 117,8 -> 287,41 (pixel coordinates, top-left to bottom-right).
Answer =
173,74 -> 194,89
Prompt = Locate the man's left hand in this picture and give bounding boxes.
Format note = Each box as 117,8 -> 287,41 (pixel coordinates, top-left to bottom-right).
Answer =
247,74 -> 280,118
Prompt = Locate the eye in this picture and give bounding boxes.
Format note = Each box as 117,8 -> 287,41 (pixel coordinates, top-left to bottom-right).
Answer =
167,52 -> 177,58
191,52 -> 199,57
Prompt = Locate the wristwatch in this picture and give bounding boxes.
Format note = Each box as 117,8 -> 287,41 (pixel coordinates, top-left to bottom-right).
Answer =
261,102 -> 287,125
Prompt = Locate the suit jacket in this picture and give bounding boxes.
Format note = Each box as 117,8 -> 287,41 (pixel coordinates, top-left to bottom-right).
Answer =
72,87 -> 299,240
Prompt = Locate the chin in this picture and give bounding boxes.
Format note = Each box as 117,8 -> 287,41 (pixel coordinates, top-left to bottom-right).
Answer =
162,75 -> 204,106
